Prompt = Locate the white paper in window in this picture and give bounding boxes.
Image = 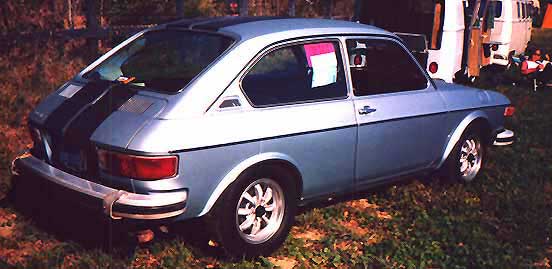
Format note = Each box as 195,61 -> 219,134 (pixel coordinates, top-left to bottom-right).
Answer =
304,43 -> 338,88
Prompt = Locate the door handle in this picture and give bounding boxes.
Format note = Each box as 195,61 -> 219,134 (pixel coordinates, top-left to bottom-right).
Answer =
358,106 -> 377,115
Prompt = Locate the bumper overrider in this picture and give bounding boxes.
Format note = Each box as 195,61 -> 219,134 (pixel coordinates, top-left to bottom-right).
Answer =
493,129 -> 515,146
11,153 -> 187,220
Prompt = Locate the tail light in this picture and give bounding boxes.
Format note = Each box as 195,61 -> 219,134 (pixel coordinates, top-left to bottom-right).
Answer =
429,62 -> 438,74
97,149 -> 178,180
504,106 -> 515,117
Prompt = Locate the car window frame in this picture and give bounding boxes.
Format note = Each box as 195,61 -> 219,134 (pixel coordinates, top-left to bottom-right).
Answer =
343,36 -> 433,99
238,37 -> 351,109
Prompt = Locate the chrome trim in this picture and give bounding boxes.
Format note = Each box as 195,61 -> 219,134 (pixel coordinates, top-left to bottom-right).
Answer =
114,209 -> 185,220
14,154 -> 187,220
103,190 -> 126,220
459,137 -> 483,181
493,129 -> 515,146
236,178 -> 285,244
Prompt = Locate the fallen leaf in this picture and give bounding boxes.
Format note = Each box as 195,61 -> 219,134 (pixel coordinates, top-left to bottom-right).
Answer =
268,256 -> 297,269
375,211 -> 392,220
346,199 -> 379,210
338,219 -> 369,236
0,226 -> 15,238
291,227 -> 325,241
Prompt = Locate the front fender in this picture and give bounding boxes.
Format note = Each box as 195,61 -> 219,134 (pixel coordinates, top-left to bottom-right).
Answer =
198,152 -> 301,217
438,110 -> 490,168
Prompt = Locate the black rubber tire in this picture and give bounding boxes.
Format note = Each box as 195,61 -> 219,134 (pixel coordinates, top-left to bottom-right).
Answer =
208,165 -> 297,258
443,126 -> 486,183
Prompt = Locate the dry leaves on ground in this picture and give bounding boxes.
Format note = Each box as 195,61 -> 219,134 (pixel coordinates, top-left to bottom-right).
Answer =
268,256 -> 297,269
0,240 -> 58,266
291,227 -> 326,241
345,199 -> 393,220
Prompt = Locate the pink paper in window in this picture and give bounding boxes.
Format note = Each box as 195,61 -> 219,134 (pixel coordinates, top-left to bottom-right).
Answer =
304,43 -> 336,67
303,43 -> 338,87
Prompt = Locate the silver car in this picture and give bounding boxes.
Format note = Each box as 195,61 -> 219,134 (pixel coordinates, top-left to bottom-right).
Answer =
12,17 -> 515,257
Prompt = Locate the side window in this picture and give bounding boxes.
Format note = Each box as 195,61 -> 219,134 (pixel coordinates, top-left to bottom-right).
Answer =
495,1 -> 503,18
242,41 -> 347,107
517,2 -> 521,19
346,39 -> 428,97
522,3 -> 527,18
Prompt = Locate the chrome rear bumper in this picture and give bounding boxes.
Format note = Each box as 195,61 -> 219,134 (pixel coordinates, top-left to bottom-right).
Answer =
493,129 -> 515,146
12,153 -> 187,220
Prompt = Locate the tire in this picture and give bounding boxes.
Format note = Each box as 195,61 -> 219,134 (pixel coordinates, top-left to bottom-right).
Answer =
209,165 -> 297,258
443,126 -> 486,183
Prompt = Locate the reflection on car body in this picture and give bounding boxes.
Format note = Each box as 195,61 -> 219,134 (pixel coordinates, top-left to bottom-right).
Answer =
12,17 -> 515,257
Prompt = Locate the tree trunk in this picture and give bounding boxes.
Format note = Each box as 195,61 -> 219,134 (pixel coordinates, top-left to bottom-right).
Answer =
67,0 -> 73,29
353,0 -> 362,21
84,0 -> 99,58
240,0 -> 248,16
176,0 -> 184,18
255,0 -> 263,16
324,0 -> 333,19
288,0 -> 296,16
85,0 -> 99,31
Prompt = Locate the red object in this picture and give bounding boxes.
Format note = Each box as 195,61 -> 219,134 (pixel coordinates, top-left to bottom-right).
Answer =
492,44 -> 499,51
543,3 -> 552,29
354,55 -> 362,65
303,43 -> 335,67
97,149 -> 178,180
429,62 -> 438,74
504,106 -> 515,117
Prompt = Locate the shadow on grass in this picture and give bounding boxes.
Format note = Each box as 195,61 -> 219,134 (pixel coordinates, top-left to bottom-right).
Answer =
1,174 -> 226,260
296,173 -> 446,215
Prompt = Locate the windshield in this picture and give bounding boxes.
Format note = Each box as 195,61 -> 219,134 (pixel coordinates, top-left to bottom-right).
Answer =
83,30 -> 234,92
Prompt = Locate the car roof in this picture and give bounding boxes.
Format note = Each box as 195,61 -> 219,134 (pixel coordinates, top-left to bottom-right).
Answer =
163,16 -> 394,42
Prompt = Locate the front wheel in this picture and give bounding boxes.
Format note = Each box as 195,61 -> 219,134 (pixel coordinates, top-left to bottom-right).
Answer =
209,166 -> 297,258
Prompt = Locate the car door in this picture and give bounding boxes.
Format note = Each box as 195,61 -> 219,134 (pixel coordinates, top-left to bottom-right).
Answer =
240,38 -> 357,199
345,37 -> 449,185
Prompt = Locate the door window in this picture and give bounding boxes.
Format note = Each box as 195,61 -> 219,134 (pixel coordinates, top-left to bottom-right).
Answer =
494,1 -> 503,18
242,41 -> 347,107
346,39 -> 428,96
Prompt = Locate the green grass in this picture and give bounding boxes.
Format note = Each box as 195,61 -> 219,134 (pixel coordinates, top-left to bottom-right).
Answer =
0,31 -> 551,268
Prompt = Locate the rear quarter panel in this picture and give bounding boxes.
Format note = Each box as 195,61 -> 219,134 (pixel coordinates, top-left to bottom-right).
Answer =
436,81 -> 510,166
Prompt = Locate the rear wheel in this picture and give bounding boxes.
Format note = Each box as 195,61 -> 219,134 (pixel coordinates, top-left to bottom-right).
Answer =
209,165 -> 297,258
444,127 -> 486,182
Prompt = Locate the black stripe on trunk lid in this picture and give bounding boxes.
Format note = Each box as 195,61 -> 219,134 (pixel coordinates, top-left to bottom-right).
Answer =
63,85 -> 136,144
44,81 -> 111,136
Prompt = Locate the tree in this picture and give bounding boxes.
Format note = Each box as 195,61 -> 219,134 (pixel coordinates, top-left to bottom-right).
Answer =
240,0 -> 248,16
288,0 -> 296,16
176,0 -> 184,18
85,0 -> 99,31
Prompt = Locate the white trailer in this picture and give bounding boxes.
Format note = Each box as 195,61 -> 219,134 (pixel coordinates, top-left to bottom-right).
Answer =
490,0 -> 533,66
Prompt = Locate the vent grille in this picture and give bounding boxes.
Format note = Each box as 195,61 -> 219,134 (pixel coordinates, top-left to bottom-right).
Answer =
118,96 -> 153,114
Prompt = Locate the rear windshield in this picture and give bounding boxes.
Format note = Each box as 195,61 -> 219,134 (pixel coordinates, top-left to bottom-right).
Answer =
83,30 -> 234,92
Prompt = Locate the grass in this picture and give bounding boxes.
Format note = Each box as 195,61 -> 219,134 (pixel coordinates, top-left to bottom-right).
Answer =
0,30 -> 551,268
